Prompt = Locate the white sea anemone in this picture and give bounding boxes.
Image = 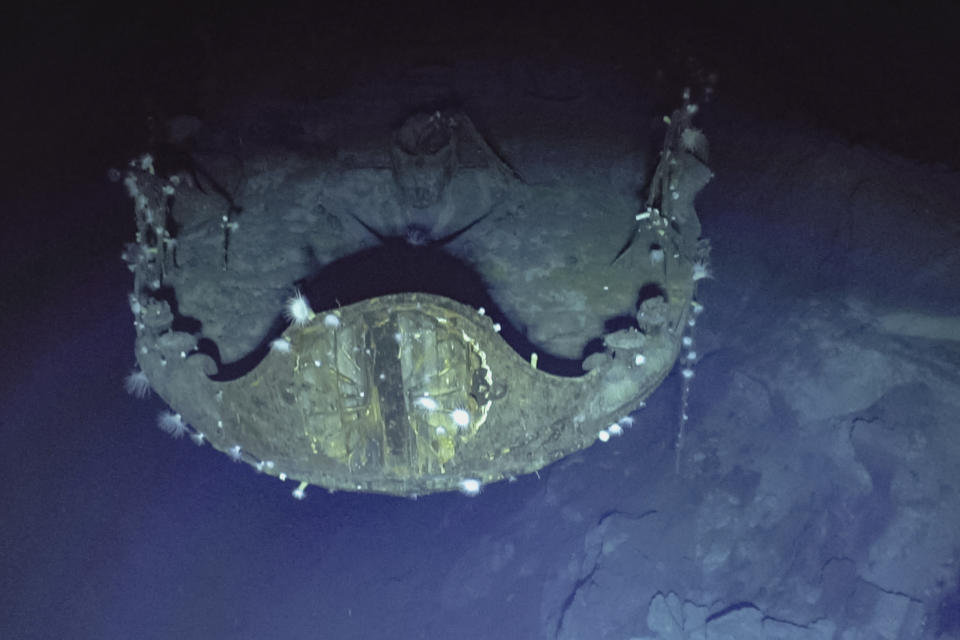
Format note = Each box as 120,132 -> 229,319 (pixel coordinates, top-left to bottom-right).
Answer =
679,127 -> 708,159
157,411 -> 188,438
458,478 -> 482,497
692,259 -> 712,281
284,290 -> 315,327
228,444 -> 243,462
124,369 -> 151,399
450,408 -> 471,431
292,482 -> 308,500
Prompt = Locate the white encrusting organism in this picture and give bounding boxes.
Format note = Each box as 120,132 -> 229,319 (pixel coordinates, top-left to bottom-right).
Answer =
270,338 -> 292,353
323,313 -> 341,329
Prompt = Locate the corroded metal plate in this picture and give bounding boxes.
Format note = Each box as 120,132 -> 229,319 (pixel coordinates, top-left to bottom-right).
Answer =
221,294 -> 497,484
